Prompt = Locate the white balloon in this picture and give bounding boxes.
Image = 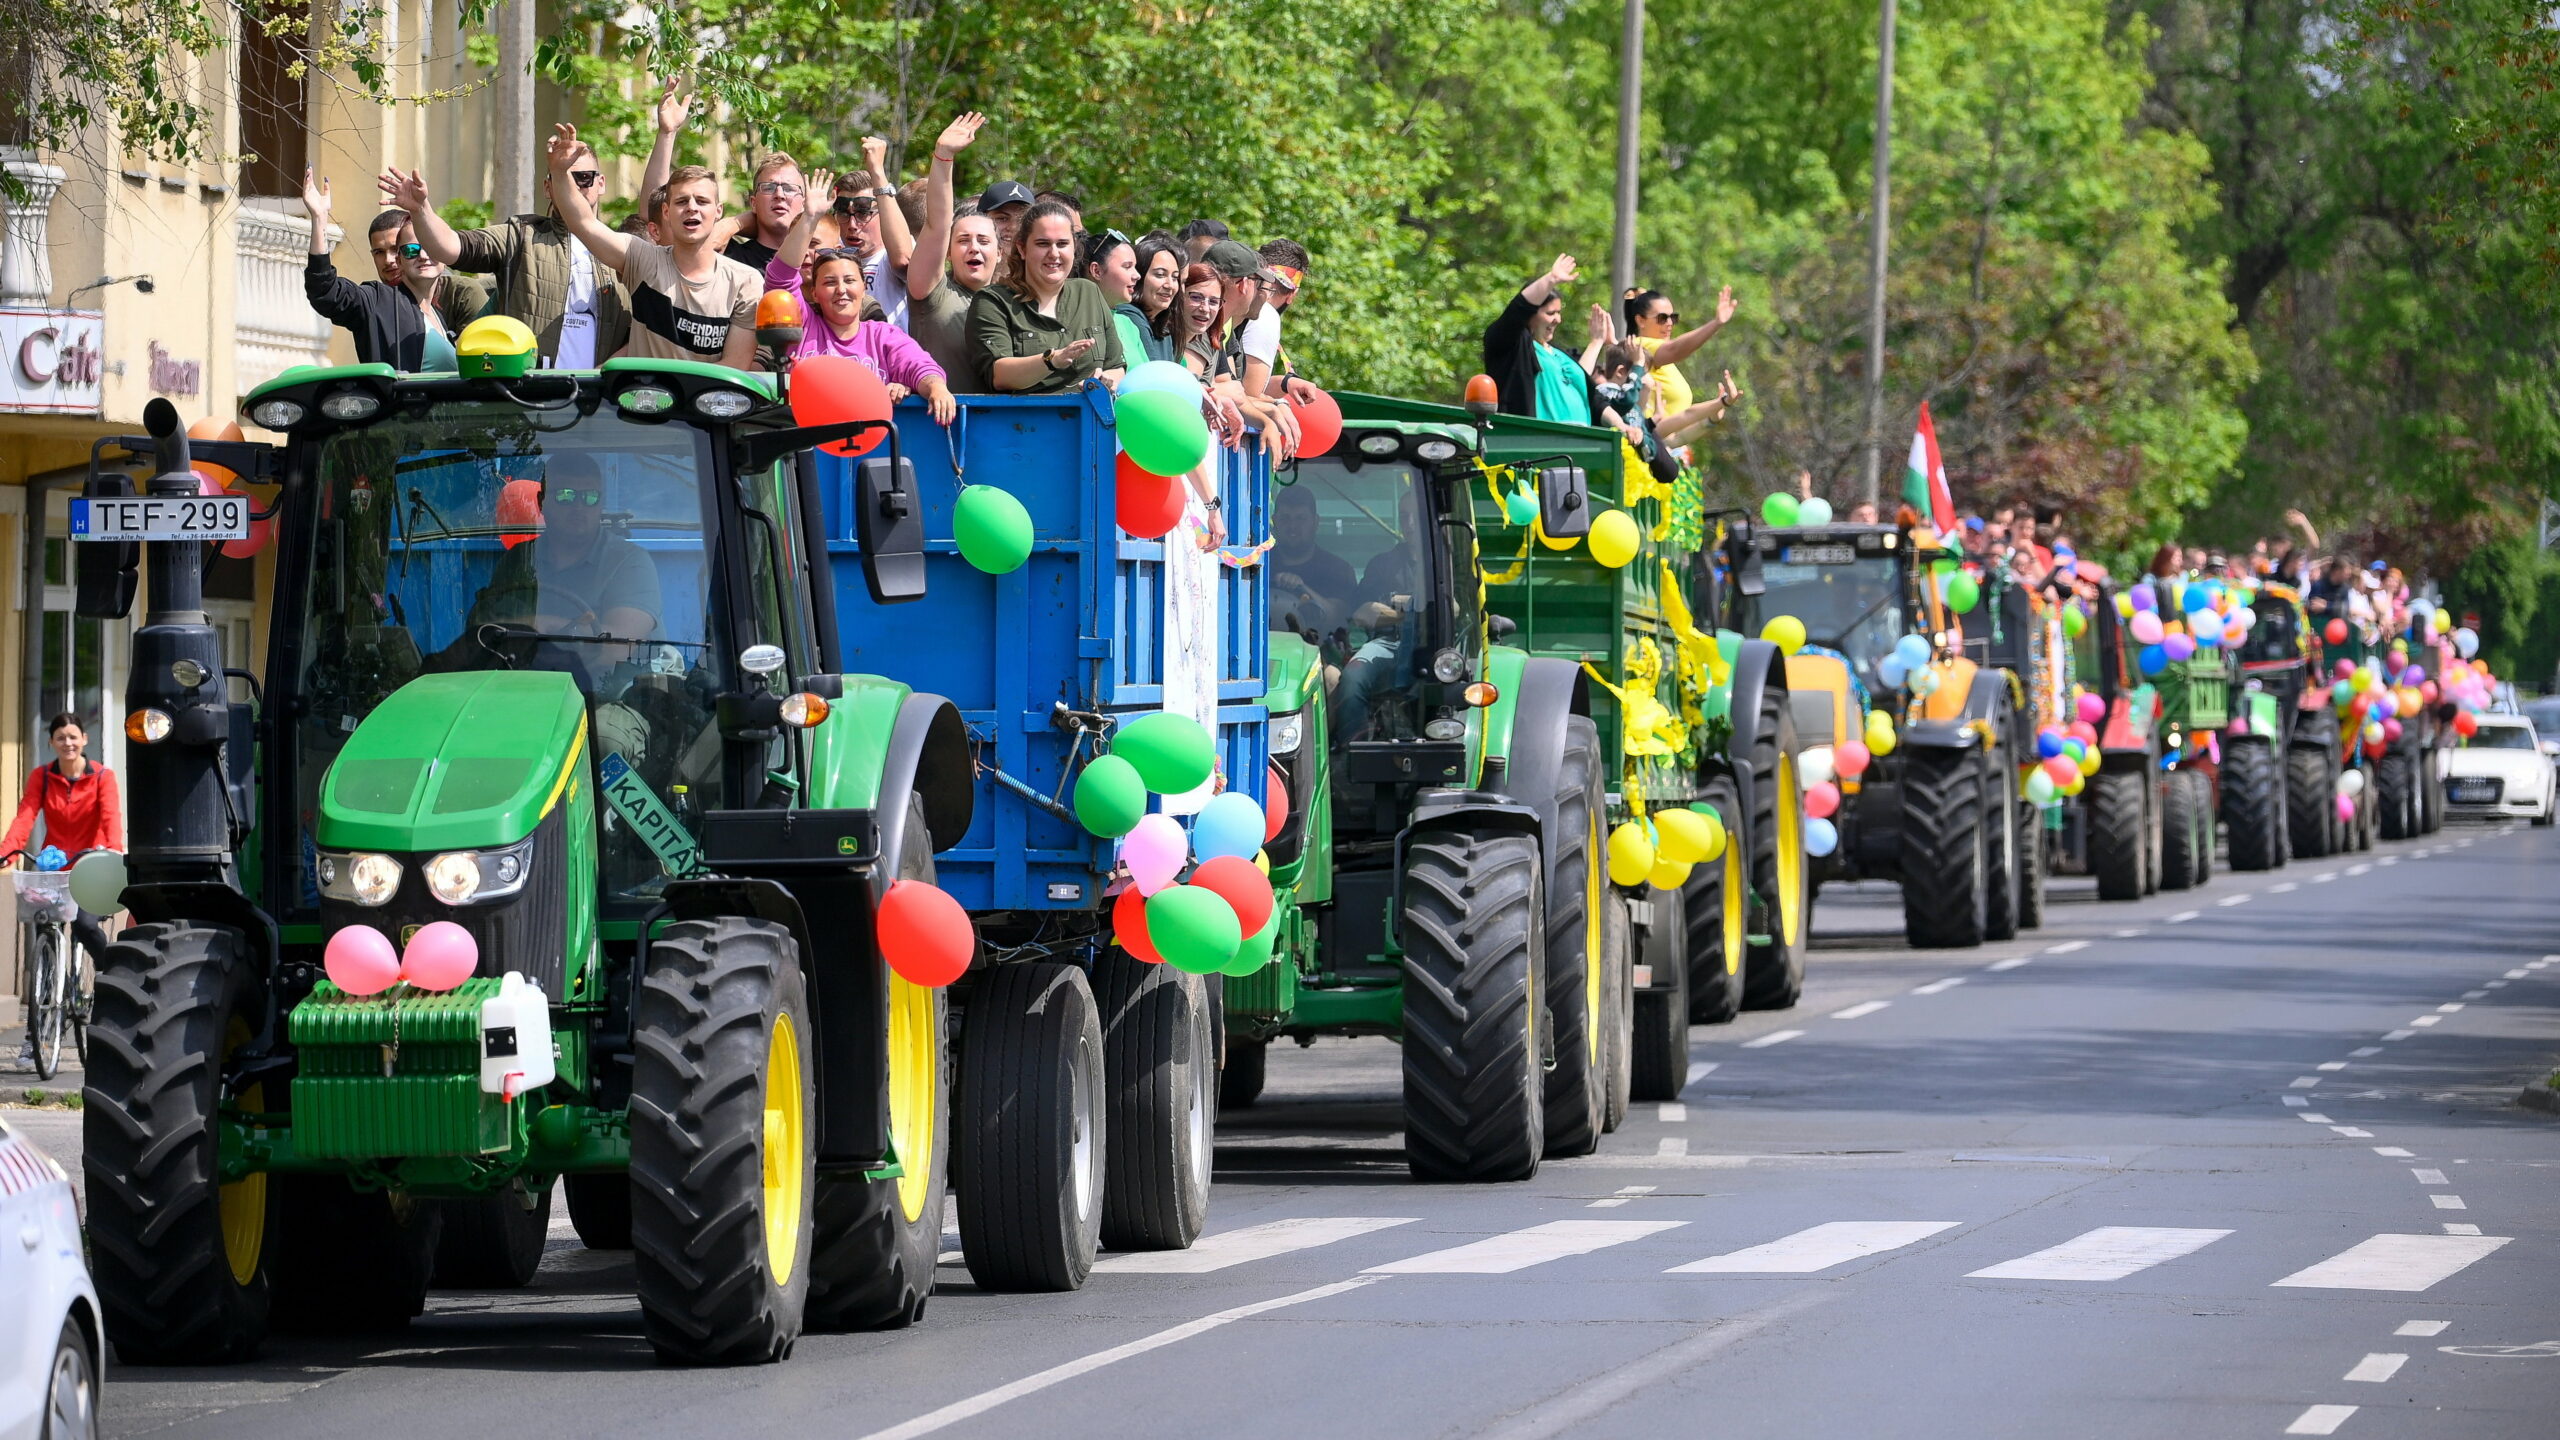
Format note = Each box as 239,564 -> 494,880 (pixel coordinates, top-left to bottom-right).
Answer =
1798,496 -> 1834,526
1798,747 -> 1836,786
2453,626 -> 2480,658
2337,769 -> 2366,798
68,848 -> 127,915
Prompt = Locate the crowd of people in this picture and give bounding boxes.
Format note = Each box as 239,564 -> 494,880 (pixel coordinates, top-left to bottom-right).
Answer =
1482,253 -> 1745,478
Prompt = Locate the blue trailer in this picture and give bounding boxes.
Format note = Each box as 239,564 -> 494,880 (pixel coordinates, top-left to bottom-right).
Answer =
818,386 -> 1270,1287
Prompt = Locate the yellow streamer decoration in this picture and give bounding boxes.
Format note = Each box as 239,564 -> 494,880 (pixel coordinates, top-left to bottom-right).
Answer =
1581,638 -> 1687,761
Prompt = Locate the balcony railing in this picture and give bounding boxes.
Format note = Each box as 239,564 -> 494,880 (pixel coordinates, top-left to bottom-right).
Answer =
236,199 -> 338,394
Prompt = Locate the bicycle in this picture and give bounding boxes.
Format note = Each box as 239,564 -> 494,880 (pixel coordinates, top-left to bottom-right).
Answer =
8,857 -> 88,1080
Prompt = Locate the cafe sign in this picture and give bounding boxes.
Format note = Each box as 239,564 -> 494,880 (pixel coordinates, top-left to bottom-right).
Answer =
0,307 -> 104,415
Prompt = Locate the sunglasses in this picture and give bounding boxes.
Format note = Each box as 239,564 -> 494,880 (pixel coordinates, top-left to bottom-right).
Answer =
1099,228 -> 1132,248
753,181 -> 805,197
547,486 -> 603,506
571,170 -> 602,188
1649,310 -> 1678,323
401,243 -> 425,258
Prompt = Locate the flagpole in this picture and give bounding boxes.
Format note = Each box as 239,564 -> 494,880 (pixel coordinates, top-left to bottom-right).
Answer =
1860,0 -> 1898,511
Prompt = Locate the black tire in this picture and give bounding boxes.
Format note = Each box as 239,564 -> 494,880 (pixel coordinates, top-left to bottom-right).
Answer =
2160,765 -> 2200,891
2377,745 -> 2415,840
268,1177 -> 443,1332
1900,746 -> 1989,947
1983,749 -> 2023,941
1681,777 -> 1748,1025
955,961 -> 1106,1291
2222,738 -> 2283,871
83,923 -> 271,1365
432,1184 -> 553,1289
2190,770 -> 2216,883
2287,744 -> 2335,859
1742,695 -> 1808,1005
2422,745 -> 2446,832
1540,716 -> 1609,1158
2016,792 -> 2048,930
42,1313 -> 97,1439
2088,769 -> 2147,900
629,916 -> 813,1365
30,925 -> 67,1081
1630,882 -> 1690,1102
564,1175 -> 632,1249
2141,769 -> 2164,894
1219,1036 -> 1267,1110
1400,826 -> 1544,1182
1093,951 -> 1215,1251
1601,891 -> 1632,1134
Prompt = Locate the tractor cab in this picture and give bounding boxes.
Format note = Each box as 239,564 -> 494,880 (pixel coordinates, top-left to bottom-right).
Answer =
1723,522 -> 1912,698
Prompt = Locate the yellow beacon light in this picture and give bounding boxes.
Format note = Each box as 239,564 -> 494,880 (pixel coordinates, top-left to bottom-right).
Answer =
457,316 -> 539,379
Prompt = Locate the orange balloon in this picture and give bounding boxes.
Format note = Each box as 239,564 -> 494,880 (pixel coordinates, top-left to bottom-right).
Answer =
1112,884 -> 1162,964
495,478 -> 545,550
1115,451 -> 1184,539
877,879 -> 974,986
789,353 -> 892,458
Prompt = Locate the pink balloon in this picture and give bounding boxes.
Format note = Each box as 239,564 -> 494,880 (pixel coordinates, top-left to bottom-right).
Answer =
2042,755 -> 2079,788
2129,611 -> 2165,646
324,924 -> 401,997
399,920 -> 479,992
2334,793 -> 2356,823
1121,812 -> 1189,896
1804,781 -> 1840,819
1834,740 -> 1872,778
2075,693 -> 2106,725
2382,717 -> 2403,743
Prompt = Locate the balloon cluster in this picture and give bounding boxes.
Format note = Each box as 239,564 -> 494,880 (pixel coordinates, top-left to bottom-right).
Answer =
1606,803 -> 1730,890
2026,714 -> 2105,802
2119,577 -> 2260,676
1876,632 -> 1933,691
1760,493 -> 1834,527
324,920 -> 481,995
1080,711 -> 1285,977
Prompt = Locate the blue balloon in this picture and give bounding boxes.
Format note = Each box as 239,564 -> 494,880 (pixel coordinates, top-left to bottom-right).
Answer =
2036,730 -> 2066,760
1804,816 -> 1839,857
1877,655 -> 1909,689
1118,359 -> 1207,411
1190,790 -> 1265,862
2137,642 -> 2168,677
2182,586 -> 2212,613
1894,634 -> 1931,669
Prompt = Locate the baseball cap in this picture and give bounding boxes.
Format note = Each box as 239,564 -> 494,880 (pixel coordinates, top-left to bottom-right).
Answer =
1203,239 -> 1281,283
978,180 -> 1035,212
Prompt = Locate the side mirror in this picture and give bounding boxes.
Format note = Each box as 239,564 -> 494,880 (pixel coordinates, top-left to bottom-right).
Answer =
1728,520 -> 1765,598
74,469 -> 138,620
855,454 -> 926,604
1538,465 -> 1590,540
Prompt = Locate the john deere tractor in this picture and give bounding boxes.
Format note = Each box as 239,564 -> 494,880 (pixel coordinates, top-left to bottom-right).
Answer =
73,329 -> 969,1367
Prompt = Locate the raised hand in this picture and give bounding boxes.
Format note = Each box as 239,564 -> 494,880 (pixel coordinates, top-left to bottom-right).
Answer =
301,166 -> 332,222
1549,254 -> 1580,286
1715,284 -> 1738,326
860,136 -> 890,186
377,166 -> 430,214
545,123 -> 589,175
654,73 -> 692,135
935,112 -> 987,160
1587,302 -> 1614,344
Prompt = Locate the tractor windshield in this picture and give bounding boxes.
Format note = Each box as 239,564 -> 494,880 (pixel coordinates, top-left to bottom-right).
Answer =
2239,589 -> 2302,664
1738,550 -> 1905,692
1273,460 -> 1438,743
287,402 -> 735,907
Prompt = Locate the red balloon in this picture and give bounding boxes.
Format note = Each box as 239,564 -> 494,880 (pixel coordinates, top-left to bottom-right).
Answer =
1189,855 -> 1275,937
2324,618 -> 2348,645
790,354 -> 893,458
1263,763 -> 1291,842
1113,884 -> 1163,964
496,478 -> 544,550
1115,451 -> 1185,539
2066,720 -> 2099,747
2452,711 -> 2478,737
1803,780 -> 1840,819
877,879 -> 974,986
1286,385 -> 1343,458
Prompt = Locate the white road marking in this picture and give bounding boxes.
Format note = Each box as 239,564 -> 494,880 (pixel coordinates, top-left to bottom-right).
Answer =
2309,871 -> 2339,883
2270,882 -> 2299,893
1095,1217 -> 1420,1274
2318,1062 -> 2348,1071
1669,1221 -> 1961,1275
2435,1002 -> 2465,1013
1686,1061 -> 1719,1085
2429,1194 -> 2465,1210
2168,910 -> 2200,923
853,1275 -> 1384,1440
1965,1226 -> 2232,1282
2461,990 -> 2487,1000
2504,969 -> 2530,979
1368,1220 -> 1687,1275
2376,856 -> 2398,867
1658,1138 -> 1690,1157
1830,1001 -> 1891,1020
2411,1169 -> 2446,1185
2299,1114 -> 2334,1124
2383,1030 -> 2416,1041
1741,1029 -> 1804,1048
1587,1199 -> 1630,1208
2373,1147 -> 2414,1158
2395,1320 -> 2449,1337
2443,1223 -> 2482,1236
1588,1184 -> 1661,1209
2046,940 -> 2090,954
2217,893 -> 2253,906
2343,1353 -> 2407,1383
2292,1077 -> 2324,1088
2285,1405 -> 2357,1435
1910,977 -> 1967,995
2272,1234 -> 2512,1291
2352,1047 -> 2382,1057
2331,1127 -> 2375,1138
2347,863 -> 2372,876
2486,980 -> 2508,988
2283,1096 -> 2310,1107
2114,928 -> 2148,937
2410,1016 -> 2442,1027
1987,957 -> 2031,971
1659,1103 -> 1688,1122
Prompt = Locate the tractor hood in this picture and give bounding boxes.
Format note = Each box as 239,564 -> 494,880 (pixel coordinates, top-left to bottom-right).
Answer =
317,671 -> 589,853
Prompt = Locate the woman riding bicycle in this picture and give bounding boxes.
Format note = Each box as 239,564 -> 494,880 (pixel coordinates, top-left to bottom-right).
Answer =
5,712 -> 123,972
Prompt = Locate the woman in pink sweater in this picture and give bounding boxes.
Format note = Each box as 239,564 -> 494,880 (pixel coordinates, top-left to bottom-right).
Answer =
766,170 -> 956,422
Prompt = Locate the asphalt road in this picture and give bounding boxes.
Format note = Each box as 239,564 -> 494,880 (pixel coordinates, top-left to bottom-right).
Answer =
21,820 -> 2559,1440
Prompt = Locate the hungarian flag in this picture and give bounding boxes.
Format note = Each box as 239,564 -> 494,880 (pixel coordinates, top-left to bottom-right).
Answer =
1903,402 -> 1956,535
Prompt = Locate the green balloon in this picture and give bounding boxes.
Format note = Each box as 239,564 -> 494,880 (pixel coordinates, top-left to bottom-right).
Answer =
953,485 -> 1033,575
1945,571 -> 1981,613
2062,603 -> 2087,638
1714,629 -> 1744,664
1113,712 -> 1215,794
1148,884 -> 1241,975
1222,912 -> 1280,976
1502,488 -> 1539,526
1118,389 -> 1212,477
1072,754 -> 1148,838
1761,492 -> 1801,526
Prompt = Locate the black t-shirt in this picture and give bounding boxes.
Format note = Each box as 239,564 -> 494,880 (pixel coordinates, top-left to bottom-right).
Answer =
723,234 -> 777,274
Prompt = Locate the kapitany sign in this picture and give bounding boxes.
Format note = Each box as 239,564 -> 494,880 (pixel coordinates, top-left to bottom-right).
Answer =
0,307 -> 105,414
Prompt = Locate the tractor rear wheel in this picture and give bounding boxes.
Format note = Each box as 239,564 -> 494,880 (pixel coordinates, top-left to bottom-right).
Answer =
2160,766 -> 2201,891
1742,695 -> 1808,1006
2377,745 -> 2416,840
1094,951 -> 1215,1251
2016,790 -> 2049,931
83,924 -> 272,1365
1630,882 -> 1690,1102
1900,747 -> 1989,947
1683,777 -> 1748,1025
433,1184 -> 552,1289
1540,717 -> 1610,1158
1983,748 -> 2023,941
956,961 -> 1106,1291
630,916 -> 813,1364
2190,770 -> 2216,883
2222,738 -> 2283,871
2088,770 -> 2148,900
2287,743 -> 2335,858
1219,1037 -> 1267,1110
1400,826 -> 1545,1182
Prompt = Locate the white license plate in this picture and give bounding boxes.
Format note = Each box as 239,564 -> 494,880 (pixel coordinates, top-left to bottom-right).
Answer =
71,494 -> 249,542
2449,781 -> 2497,800
1783,544 -> 1855,565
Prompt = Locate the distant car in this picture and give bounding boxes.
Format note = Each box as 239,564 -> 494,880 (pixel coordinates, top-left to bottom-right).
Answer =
2523,694 -> 2560,742
0,1113 -> 98,1440
2442,714 -> 2558,825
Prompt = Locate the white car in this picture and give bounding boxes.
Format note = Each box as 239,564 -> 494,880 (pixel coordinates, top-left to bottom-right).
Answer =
2442,714 -> 2559,825
0,1114 -> 97,1440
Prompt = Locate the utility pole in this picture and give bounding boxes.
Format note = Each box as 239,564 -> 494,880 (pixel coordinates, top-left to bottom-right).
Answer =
1609,0 -> 1645,300
1860,0 -> 1898,509
491,0 -> 538,217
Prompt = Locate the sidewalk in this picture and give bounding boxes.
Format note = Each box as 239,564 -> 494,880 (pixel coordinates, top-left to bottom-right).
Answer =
0,1020 -> 85,1103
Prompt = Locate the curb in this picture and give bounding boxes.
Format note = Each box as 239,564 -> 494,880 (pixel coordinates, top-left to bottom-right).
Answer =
2517,1084 -> 2560,1117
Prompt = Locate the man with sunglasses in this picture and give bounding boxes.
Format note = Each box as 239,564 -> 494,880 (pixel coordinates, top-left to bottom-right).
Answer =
818,136 -> 916,331
302,167 -> 487,372
466,453 -> 661,668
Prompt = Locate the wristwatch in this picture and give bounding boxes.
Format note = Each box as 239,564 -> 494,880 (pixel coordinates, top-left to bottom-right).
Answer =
874,186 -> 897,197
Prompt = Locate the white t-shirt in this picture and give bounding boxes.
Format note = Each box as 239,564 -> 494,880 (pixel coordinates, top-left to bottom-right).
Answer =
554,242 -> 599,369
1237,306 -> 1282,368
864,245 -> 911,331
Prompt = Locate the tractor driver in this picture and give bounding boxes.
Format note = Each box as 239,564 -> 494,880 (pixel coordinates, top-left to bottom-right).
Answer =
1269,484 -> 1354,638
465,451 -> 662,670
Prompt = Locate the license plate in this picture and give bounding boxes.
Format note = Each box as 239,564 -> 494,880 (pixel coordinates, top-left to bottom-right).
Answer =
71,494 -> 248,542
1782,544 -> 1855,565
2449,781 -> 2497,801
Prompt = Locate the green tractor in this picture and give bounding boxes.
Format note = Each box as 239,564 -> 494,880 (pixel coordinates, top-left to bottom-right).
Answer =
2152,646 -> 2229,890
74,335 -> 970,1367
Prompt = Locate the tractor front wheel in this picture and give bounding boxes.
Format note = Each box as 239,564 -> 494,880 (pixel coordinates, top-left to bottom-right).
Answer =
1983,748 -> 2024,941
1400,826 -> 1545,1182
1900,747 -> 1989,947
1682,777 -> 1748,1025
1742,694 -> 1808,1005
2222,738 -> 2283,872
433,1184 -> 552,1289
2287,743 -> 2336,859
1540,716 -> 1611,1158
2160,766 -> 2202,891
2087,769 -> 2148,900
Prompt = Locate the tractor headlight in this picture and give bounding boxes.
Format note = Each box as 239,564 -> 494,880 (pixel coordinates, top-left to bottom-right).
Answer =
249,398 -> 307,431
1414,440 -> 1458,462
1423,716 -> 1468,741
320,852 -> 404,907
424,851 -> 483,905
693,388 -> 757,419
1430,648 -> 1467,684
1270,712 -> 1305,756
423,838 -> 536,906
319,389 -> 382,421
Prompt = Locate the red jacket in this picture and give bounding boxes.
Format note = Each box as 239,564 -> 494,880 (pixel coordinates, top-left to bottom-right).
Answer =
2,762 -> 125,858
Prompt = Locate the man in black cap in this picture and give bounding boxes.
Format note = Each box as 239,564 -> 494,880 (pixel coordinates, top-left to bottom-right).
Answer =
1202,239 -> 1281,381
1179,218 -> 1230,264
978,180 -> 1034,248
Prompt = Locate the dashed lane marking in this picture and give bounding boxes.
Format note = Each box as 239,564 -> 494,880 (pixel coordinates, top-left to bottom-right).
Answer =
2299,1114 -> 2334,1124
2412,1169 -> 2447,1185
2343,1353 -> 2407,1383
1367,1220 -> 1688,1275
1658,1103 -> 1687,1122
1830,1001 -> 1891,1020
2410,1016 -> 2443,1027
1986,957 -> 2031,971
2270,882 -> 2298,893
2373,1147 -> 2414,1158
2217,893 -> 2253,906
2384,1030 -> 2416,1041
2444,1224 -> 2482,1236
2285,1405 -> 2358,1435
2283,1097 -> 2309,1107
2331,1127 -> 2375,1138
2168,911 -> 2200,923
1685,1061 -> 1718,1086
2292,1077 -> 2324,1088
1740,1030 -> 1804,1049
1658,1138 -> 1689,1157
2045,940 -> 2090,954
1910,977 -> 1967,995
2430,1195 -> 2467,1210
2318,1062 -> 2349,1071
1588,1185 -> 1656,1209
2352,1047 -> 2382,1057
2396,1320 -> 2449,1337
2436,1002 -> 2466,1013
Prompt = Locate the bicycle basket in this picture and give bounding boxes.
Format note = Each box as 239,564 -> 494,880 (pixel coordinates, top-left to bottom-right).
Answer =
12,871 -> 77,921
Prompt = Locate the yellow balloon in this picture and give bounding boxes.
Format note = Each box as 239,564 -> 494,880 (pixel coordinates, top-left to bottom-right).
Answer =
1655,807 -> 1714,865
1692,808 -> 1729,863
1762,615 -> 1808,655
2115,592 -> 2135,618
1606,822 -> 1655,888
1587,508 -> 1640,569
2077,746 -> 2101,776
2060,769 -> 2085,797
1864,710 -> 1898,756
1647,857 -> 1694,890
2431,608 -> 2452,633
1253,849 -> 1271,875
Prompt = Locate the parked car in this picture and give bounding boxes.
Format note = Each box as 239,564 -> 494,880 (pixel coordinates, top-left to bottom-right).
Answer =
0,1113 -> 98,1440
2442,714 -> 2558,825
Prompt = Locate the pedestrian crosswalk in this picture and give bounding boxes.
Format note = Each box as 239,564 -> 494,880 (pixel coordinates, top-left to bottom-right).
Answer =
1087,1215 -> 2510,1294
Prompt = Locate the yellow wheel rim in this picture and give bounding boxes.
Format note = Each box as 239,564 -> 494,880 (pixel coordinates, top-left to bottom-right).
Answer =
761,1012 -> 807,1285
886,973 -> 939,1224
218,1017 -> 266,1286
1775,750 -> 1805,946
1583,800 -> 1604,1066
1721,843 -> 1746,974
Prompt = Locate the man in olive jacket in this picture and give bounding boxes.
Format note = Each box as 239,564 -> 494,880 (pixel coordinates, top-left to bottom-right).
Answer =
383,151 -> 632,368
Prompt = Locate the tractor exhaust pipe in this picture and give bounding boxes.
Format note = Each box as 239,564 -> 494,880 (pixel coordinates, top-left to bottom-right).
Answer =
123,398 -> 235,882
